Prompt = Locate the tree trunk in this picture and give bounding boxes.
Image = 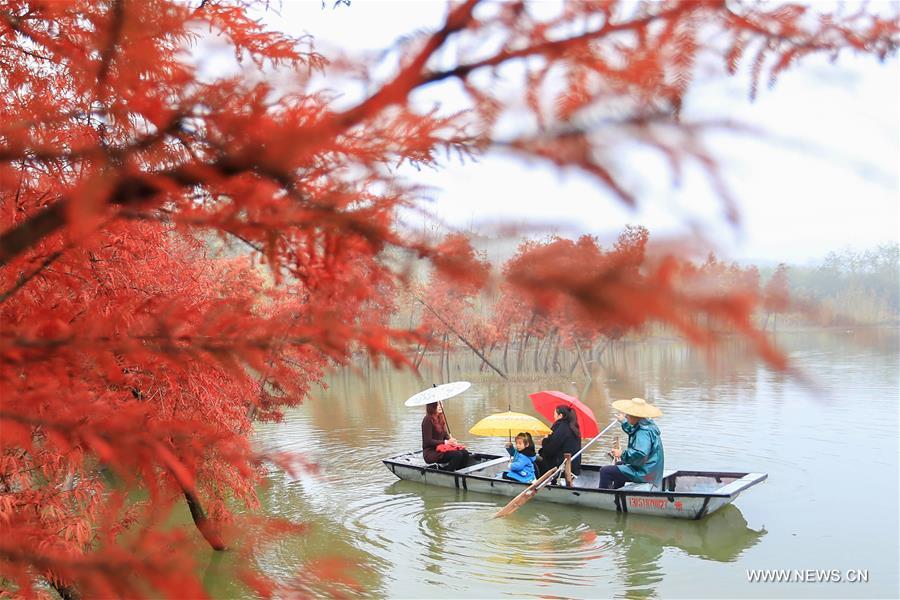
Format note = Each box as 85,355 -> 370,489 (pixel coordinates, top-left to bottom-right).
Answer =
568,349 -> 580,377
480,341 -> 497,372
533,334 -> 544,372
543,329 -> 556,372
573,340 -> 591,379
437,334 -> 446,381
184,491 -> 226,551
594,338 -> 612,367
445,334 -> 451,381
408,303 -> 417,330
502,338 -> 510,374
414,332 -> 433,369
48,580 -> 80,600
518,332 -> 531,372
415,296 -> 508,378
441,333 -> 449,382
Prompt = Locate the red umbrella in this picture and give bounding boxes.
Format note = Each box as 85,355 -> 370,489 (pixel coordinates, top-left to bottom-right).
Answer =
528,390 -> 599,438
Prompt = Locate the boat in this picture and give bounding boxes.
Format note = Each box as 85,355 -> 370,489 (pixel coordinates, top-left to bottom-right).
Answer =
382,451 -> 767,520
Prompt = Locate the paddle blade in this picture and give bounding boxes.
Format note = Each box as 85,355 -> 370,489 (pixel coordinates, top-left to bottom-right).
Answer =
493,489 -> 536,518
493,467 -> 558,518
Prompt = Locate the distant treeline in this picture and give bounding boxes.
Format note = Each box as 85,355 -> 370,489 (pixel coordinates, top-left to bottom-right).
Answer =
387,235 -> 897,379
764,244 -> 899,326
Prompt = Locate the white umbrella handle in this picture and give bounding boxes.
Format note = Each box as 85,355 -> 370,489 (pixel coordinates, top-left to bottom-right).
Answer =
439,399 -> 452,437
431,384 -> 452,438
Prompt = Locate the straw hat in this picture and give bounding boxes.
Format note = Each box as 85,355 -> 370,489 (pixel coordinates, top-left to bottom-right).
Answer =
611,397 -> 662,419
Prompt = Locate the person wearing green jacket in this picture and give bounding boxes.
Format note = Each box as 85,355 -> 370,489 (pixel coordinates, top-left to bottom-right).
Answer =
599,398 -> 664,490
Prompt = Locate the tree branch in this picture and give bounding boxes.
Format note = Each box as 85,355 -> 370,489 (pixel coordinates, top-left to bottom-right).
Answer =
48,579 -> 81,600
95,0 -> 126,98
183,491 -> 226,551
415,294 -> 508,379
0,250 -> 63,304
421,2 -> 694,85
0,155 -> 240,267
313,0 -> 481,136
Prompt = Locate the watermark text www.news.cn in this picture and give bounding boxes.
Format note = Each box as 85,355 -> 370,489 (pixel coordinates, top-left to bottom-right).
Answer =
747,569 -> 869,583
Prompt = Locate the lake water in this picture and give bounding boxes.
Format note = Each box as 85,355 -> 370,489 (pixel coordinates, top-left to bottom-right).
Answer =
203,330 -> 899,598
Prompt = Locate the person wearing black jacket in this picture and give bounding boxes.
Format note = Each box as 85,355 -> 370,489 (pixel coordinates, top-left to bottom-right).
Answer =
536,405 -> 582,477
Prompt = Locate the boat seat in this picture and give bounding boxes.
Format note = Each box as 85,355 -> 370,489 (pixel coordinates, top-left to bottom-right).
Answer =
621,482 -> 657,491
546,473 -> 578,487
426,461 -> 451,470
459,456 -> 508,474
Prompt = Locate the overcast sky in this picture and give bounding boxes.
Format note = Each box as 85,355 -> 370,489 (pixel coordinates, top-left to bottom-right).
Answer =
247,1 -> 899,265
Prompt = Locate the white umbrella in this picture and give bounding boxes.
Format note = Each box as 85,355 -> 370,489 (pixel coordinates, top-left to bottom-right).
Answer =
404,381 -> 472,406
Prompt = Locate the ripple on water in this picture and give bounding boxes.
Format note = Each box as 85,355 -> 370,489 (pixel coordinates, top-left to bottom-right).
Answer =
241,332 -> 898,598
341,486 -> 620,592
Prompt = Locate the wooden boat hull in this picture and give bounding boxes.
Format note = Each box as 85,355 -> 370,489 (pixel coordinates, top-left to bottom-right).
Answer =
383,451 -> 766,520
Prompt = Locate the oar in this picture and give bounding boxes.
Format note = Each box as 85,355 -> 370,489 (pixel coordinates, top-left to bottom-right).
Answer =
494,418 -> 619,518
607,435 -> 620,461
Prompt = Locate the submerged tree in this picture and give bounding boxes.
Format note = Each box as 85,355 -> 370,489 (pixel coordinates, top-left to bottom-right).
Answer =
1,0 -> 896,596
416,233 -> 491,377
763,262 -> 790,331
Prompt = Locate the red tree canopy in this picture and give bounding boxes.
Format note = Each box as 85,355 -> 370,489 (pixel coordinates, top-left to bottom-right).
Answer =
1,0 -> 896,597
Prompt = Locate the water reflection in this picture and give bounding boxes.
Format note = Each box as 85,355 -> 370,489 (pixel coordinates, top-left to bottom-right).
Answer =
199,470 -> 390,598
200,330 -> 897,598
339,479 -> 764,598
614,502 -> 758,570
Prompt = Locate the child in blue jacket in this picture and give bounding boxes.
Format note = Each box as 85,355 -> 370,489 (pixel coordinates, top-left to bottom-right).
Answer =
502,432 -> 537,483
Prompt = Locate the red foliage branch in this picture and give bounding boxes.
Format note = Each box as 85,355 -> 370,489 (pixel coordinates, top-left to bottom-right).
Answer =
0,0 -> 895,596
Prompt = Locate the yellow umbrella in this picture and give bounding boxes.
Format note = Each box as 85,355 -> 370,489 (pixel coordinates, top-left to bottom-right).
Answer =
469,411 -> 552,441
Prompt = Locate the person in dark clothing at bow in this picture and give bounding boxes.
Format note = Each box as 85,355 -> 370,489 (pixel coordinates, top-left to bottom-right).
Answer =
421,402 -> 470,471
535,405 -> 582,479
